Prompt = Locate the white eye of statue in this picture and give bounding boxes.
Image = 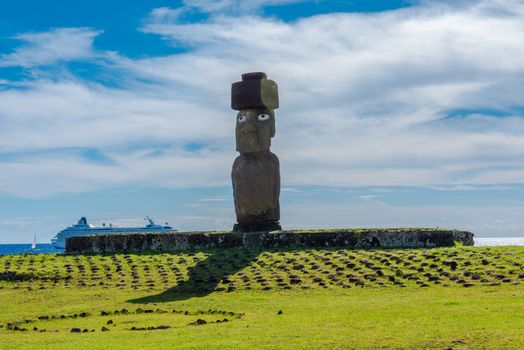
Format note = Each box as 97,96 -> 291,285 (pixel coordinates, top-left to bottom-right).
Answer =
237,115 -> 247,123
257,113 -> 270,121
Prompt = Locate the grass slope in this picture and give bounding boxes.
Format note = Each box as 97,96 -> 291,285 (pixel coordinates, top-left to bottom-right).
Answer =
0,246 -> 523,349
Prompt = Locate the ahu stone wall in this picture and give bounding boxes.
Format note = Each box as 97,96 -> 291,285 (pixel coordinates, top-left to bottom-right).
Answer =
66,228 -> 474,254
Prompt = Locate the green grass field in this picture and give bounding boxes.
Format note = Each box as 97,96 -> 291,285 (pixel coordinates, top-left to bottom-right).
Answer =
1,246 -> 523,349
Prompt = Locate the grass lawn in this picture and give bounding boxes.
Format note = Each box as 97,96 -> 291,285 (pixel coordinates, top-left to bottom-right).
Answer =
0,246 -> 523,349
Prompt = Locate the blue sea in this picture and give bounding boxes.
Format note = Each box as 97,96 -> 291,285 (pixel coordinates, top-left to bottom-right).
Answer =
0,238 -> 523,255
0,244 -> 62,255
474,237 -> 524,246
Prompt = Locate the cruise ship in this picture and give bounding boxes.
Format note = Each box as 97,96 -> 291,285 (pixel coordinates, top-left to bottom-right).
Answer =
51,217 -> 175,249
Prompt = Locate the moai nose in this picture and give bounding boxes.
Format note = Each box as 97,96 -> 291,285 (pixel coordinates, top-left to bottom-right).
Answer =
242,120 -> 256,134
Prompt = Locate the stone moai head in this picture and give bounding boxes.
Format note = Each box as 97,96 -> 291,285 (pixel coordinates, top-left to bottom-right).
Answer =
231,72 -> 279,153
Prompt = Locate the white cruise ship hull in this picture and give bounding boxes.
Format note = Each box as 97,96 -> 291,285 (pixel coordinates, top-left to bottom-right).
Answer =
51,217 -> 175,250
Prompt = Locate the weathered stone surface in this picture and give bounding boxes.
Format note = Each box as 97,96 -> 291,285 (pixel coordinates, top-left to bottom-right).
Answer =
231,72 -> 279,110
232,150 -> 280,229
231,72 -> 281,231
235,109 -> 275,153
66,228 -> 475,254
452,230 -> 475,246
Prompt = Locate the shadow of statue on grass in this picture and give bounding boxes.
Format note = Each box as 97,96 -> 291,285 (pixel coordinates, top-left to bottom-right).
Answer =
128,249 -> 261,303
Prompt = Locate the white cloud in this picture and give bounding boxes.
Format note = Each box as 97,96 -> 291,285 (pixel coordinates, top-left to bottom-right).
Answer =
0,217 -> 66,243
0,27 -> 101,68
198,197 -> 229,202
1,0 -> 524,198
180,0 -> 315,15
282,201 -> 524,237
282,187 -> 303,193
0,148 -> 235,198
147,7 -> 186,23
0,80 -> 231,152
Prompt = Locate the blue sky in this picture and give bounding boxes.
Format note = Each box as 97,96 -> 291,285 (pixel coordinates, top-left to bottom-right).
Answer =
1,0 -> 524,243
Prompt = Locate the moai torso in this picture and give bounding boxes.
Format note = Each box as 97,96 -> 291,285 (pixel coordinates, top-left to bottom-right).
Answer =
232,149 -> 280,226
231,73 -> 281,232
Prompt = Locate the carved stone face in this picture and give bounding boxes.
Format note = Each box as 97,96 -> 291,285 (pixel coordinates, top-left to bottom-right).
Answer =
235,109 -> 275,154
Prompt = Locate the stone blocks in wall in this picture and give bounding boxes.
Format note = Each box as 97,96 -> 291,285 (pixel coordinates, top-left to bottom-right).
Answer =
66,228 -> 474,254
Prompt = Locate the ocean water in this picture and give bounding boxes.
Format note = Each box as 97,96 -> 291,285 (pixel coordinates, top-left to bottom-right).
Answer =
474,237 -> 524,246
0,238 -> 523,255
0,244 -> 61,255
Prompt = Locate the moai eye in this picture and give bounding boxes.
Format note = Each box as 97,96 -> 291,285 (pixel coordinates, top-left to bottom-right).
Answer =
237,115 -> 247,123
257,113 -> 270,121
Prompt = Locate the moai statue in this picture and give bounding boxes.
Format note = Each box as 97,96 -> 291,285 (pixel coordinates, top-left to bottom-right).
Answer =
231,72 -> 282,232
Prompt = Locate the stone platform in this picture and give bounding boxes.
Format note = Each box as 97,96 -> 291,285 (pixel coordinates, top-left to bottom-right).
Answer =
66,228 -> 474,254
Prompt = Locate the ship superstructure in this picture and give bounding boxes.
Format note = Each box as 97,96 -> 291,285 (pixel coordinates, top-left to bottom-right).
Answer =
51,217 -> 175,249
